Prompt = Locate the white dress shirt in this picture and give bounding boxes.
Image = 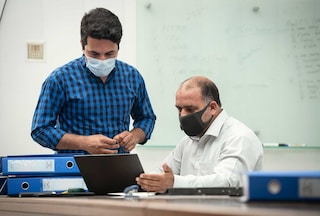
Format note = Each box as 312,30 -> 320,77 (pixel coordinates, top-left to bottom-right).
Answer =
160,110 -> 263,188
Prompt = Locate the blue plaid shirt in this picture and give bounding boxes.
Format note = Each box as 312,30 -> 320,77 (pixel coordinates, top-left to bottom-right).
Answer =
31,55 -> 156,154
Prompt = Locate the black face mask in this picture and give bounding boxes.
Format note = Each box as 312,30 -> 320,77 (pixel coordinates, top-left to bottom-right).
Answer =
179,103 -> 213,137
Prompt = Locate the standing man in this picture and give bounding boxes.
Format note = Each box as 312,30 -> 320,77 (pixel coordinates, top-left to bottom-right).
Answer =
31,8 -> 156,154
136,76 -> 263,193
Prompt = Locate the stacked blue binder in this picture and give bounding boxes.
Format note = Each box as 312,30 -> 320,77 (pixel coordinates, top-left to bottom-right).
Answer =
1,154 -> 87,196
241,170 -> 320,202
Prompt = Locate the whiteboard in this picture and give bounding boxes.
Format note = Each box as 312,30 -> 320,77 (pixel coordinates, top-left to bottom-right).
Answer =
136,0 -> 320,147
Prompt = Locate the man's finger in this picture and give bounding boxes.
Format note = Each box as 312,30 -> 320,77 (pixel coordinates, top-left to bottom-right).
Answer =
162,163 -> 172,173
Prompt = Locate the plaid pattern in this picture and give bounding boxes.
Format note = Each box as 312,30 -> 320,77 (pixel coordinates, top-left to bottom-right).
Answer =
31,55 -> 156,154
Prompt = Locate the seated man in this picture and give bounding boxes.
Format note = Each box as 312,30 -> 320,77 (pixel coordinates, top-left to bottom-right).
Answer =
136,76 -> 263,193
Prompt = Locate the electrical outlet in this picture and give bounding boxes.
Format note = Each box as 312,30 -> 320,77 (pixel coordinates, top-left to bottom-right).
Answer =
27,42 -> 44,60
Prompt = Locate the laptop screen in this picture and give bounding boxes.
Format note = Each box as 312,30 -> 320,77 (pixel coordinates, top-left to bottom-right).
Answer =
74,153 -> 144,195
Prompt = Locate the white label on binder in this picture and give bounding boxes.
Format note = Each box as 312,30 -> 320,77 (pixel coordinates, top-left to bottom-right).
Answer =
299,178 -> 320,198
8,159 -> 55,172
42,178 -> 87,191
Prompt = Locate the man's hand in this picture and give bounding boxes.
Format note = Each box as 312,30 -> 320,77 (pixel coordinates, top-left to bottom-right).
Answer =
136,163 -> 174,193
114,128 -> 145,152
113,131 -> 137,152
57,128 -> 146,154
84,134 -> 120,154
56,134 -> 120,154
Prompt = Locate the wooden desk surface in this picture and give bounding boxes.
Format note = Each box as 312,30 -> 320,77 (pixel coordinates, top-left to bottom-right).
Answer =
0,195 -> 319,216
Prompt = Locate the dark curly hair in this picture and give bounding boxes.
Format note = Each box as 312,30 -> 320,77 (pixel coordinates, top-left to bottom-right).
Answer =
80,8 -> 122,49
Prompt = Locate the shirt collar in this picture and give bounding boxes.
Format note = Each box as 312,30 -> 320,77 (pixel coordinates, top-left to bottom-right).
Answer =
204,109 -> 229,137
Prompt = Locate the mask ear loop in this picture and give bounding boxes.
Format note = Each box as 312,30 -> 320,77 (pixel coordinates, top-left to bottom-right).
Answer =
203,101 -> 216,127
210,100 -> 223,120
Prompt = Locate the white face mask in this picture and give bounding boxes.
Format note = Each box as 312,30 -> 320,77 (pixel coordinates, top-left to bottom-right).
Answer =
86,56 -> 116,77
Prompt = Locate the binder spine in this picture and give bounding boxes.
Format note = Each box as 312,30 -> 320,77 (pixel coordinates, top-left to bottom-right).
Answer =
2,156 -> 80,176
242,171 -> 320,202
7,176 -> 87,196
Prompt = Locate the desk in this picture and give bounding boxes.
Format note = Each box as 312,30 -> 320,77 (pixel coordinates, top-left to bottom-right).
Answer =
0,195 -> 319,216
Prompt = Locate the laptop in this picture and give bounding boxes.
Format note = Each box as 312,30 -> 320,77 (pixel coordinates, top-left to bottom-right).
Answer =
74,153 -> 144,195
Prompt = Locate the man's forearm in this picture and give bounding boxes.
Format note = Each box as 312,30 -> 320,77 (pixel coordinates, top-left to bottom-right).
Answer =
130,128 -> 146,144
56,133 -> 88,150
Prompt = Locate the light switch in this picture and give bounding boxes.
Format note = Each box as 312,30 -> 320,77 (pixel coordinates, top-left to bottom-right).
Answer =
27,42 -> 44,60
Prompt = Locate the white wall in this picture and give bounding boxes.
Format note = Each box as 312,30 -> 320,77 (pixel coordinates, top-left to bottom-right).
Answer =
0,0 -> 318,171
0,0 -> 136,155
